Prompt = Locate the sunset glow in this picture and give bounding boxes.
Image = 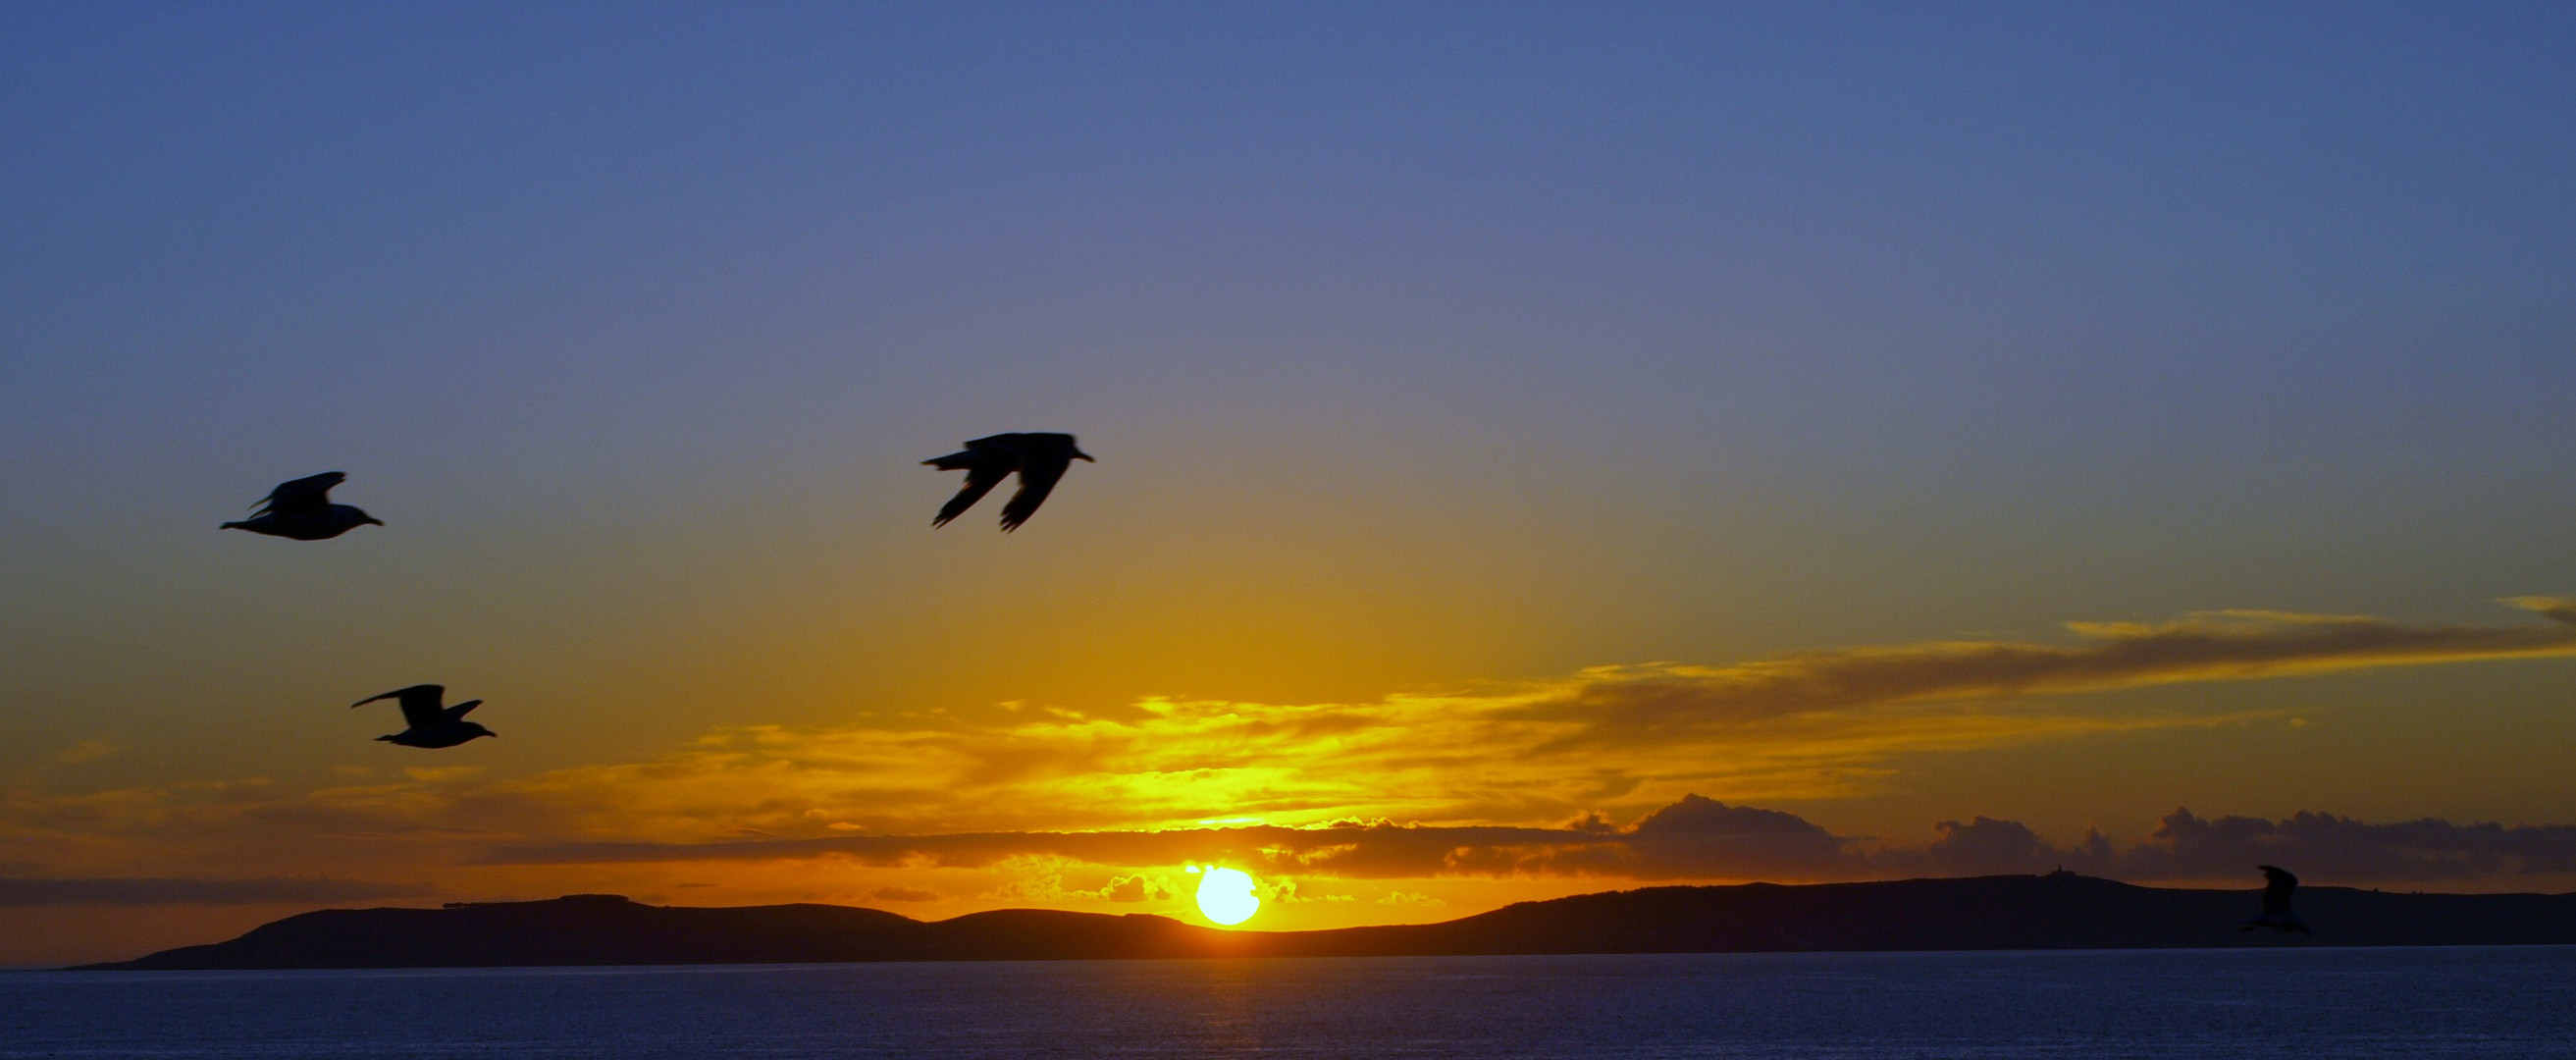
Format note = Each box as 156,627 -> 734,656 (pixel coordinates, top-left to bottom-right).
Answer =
1,4 -> 2572,972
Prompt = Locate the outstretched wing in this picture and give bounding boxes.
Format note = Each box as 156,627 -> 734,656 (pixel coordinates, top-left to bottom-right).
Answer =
254,472 -> 345,517
445,699 -> 483,722
926,440 -> 1022,528
998,451 -> 1072,531
352,684 -> 447,730
2258,865 -> 2297,918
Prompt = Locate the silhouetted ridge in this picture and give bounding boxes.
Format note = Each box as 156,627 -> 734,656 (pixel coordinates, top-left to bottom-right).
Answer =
77,874 -> 2576,971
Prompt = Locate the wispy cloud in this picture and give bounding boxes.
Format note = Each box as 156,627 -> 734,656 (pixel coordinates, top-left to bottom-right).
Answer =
4,600 -> 2568,890
52,741 -> 122,766
443,598 -> 2569,839
1505,597 -> 2576,749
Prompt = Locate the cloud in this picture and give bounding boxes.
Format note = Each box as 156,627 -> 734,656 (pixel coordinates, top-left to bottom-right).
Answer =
867,885 -> 941,903
2091,809 -> 2576,883
0,876 -> 433,907
480,792 -> 2576,890
54,741 -> 121,766
426,600 -> 2572,841
1922,817 -> 2070,875
1100,874 -> 1178,902
5,600 -> 2569,892
1504,598 -> 2576,749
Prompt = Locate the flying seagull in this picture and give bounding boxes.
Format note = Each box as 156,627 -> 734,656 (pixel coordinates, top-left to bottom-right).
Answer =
922,433 -> 1094,531
351,684 -> 496,749
2241,864 -> 2311,935
221,472 -> 383,540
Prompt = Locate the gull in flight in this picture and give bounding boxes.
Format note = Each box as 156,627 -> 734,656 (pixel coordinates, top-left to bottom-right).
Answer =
221,472 -> 383,540
2241,865 -> 2311,935
351,684 -> 496,749
923,433 -> 1094,531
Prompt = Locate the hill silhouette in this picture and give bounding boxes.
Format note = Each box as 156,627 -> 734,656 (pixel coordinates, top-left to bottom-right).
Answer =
79,874 -> 2576,971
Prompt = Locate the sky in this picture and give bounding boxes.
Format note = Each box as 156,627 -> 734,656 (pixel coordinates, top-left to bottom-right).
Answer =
2,1 -> 2573,966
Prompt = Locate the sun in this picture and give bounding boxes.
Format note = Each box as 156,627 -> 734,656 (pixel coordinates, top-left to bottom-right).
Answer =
1193,867 -> 1260,926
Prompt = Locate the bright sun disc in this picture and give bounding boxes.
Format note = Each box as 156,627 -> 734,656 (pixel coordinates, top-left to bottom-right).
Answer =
1195,867 -> 1260,926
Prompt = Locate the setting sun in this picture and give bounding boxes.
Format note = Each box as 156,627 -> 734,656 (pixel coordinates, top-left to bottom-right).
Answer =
1194,867 -> 1260,926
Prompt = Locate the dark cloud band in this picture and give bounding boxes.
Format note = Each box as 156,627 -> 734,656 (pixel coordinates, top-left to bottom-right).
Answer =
484,793 -> 2576,889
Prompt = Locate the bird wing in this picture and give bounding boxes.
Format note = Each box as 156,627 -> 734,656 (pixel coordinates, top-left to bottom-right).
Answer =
255,472 -> 345,517
2258,865 -> 2297,917
445,699 -> 483,722
924,435 -> 1018,470
998,451 -> 1072,531
928,442 -> 1021,527
352,684 -> 447,730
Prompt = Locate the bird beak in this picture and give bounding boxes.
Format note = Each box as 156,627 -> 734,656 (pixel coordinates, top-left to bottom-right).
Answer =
1074,450 -> 1095,462
366,517 -> 386,525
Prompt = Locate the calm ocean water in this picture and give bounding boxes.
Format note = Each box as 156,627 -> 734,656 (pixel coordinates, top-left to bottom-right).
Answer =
4,947 -> 2573,1059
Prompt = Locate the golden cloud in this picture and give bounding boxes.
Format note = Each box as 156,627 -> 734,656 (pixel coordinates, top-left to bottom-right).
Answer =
1504,597 -> 2576,748
3,600 -> 2569,881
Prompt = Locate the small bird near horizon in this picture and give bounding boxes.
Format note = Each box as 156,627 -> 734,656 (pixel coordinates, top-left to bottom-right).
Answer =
221,472 -> 383,540
351,684 -> 496,748
2242,864 -> 2311,935
923,433 -> 1094,531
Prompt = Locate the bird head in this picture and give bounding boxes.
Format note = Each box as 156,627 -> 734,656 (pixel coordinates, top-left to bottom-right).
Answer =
460,722 -> 497,740
1072,447 -> 1095,462
353,508 -> 385,526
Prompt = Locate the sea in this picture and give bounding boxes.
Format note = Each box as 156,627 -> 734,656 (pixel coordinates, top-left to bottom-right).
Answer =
4,947 -> 2573,1059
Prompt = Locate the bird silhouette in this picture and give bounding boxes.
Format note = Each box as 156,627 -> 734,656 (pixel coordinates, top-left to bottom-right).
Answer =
923,433 -> 1094,531
221,472 -> 383,540
2241,864 -> 2311,935
351,684 -> 496,749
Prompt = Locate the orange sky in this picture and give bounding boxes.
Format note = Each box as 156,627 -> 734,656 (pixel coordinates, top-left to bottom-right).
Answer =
7,598 -> 2575,965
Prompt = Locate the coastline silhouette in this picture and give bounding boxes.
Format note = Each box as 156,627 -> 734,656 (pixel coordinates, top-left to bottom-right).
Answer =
78,873 -> 2576,971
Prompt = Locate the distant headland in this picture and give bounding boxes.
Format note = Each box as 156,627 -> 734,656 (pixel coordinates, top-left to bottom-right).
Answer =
76,873 -> 2576,971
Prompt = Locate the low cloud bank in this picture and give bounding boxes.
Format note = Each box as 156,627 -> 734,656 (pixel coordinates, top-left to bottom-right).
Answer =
487,794 -> 2576,889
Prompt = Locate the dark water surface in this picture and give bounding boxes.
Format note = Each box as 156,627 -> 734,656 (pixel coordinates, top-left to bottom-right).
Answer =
5,947 -> 2574,1058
